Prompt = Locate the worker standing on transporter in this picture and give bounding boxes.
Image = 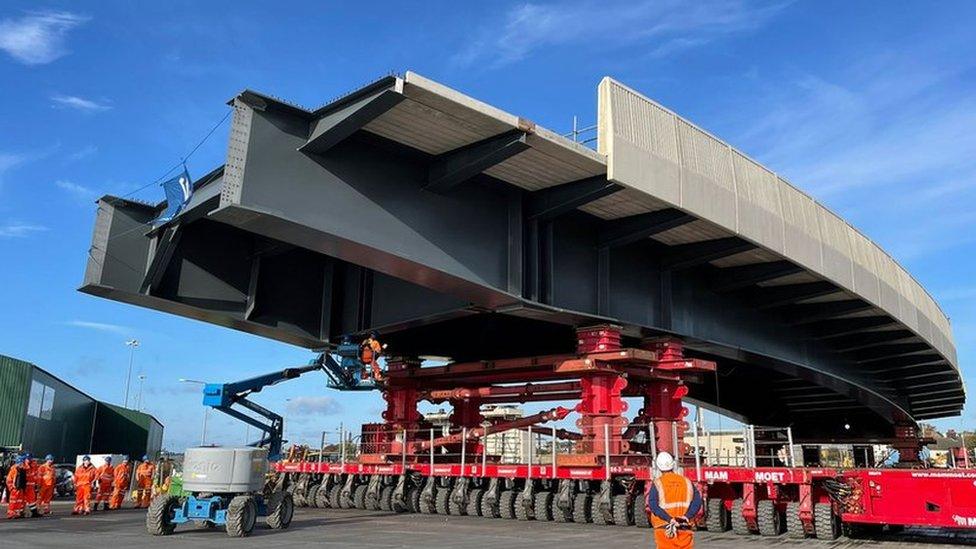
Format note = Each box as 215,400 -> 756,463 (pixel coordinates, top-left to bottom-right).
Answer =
109,456 -> 132,510
647,452 -> 702,549
93,456 -> 114,511
5,455 -> 27,519
360,331 -> 386,382
37,455 -> 56,515
72,456 -> 97,515
23,453 -> 39,517
134,456 -> 155,508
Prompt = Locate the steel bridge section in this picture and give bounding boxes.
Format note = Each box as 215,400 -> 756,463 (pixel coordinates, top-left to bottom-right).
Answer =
80,72 -> 962,439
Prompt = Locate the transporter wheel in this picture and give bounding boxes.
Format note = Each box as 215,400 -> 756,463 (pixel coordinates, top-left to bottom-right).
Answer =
307,484 -> 321,509
380,485 -> 394,512
146,494 -> 180,536
466,488 -> 484,516
498,490 -> 516,519
612,494 -> 633,526
419,481 -> 437,514
353,484 -> 368,510
731,499 -> 751,535
632,492 -> 649,528
785,501 -> 805,539
435,487 -> 451,515
552,493 -> 573,523
757,499 -> 783,536
590,495 -> 610,525
225,495 -> 257,538
514,491 -> 532,521
534,491 -> 554,521
813,503 -> 839,540
315,482 -> 332,508
266,491 -> 294,530
406,485 -> 422,514
448,490 -> 466,516
706,498 -> 730,532
481,491 -> 500,518
330,484 -> 346,509
573,493 -> 593,524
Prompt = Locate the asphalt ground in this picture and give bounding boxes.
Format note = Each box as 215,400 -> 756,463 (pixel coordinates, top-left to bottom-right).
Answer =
0,500 -> 974,548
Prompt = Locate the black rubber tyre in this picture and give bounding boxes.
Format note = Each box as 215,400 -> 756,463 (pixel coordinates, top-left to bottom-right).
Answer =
266,492 -> 294,530
330,484 -> 346,509
498,490 -> 516,519
366,485 -> 382,511
146,494 -> 180,536
553,493 -> 573,523
785,501 -> 805,539
706,498 -> 730,532
379,485 -> 394,512
731,499 -> 751,535
307,484 -> 320,509
225,496 -> 257,538
612,494 -> 633,526
463,488 -> 482,516
448,489 -> 466,516
481,491 -> 500,518
316,482 -> 332,508
757,499 -> 783,536
514,491 -> 532,521
406,485 -> 422,514
590,495 -> 610,525
435,487 -> 451,515
534,491 -> 554,522
813,502 -> 839,540
633,492 -> 649,528
353,484 -> 368,510
573,493 -> 593,524
419,481 -> 437,514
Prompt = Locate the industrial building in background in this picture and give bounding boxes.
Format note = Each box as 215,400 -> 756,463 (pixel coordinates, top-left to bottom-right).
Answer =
0,354 -> 163,461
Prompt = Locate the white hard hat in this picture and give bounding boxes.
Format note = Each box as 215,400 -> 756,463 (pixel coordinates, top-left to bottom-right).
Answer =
655,451 -> 675,472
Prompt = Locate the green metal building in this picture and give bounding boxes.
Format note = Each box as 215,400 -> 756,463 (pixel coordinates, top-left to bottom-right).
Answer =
0,354 -> 163,461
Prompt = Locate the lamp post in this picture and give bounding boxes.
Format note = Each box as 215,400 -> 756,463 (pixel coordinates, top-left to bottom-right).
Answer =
136,374 -> 147,411
124,339 -> 140,408
180,378 -> 208,445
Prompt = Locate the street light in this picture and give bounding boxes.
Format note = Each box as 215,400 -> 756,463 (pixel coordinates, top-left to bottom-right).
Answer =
180,378 -> 209,446
136,374 -> 147,411
123,339 -> 140,408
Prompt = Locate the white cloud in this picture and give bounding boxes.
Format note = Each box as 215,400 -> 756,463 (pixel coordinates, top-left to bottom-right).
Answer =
51,94 -> 111,112
67,144 -> 97,161
0,10 -> 89,65
0,222 -> 47,238
64,320 -> 133,335
453,0 -> 786,68
56,179 -> 98,202
285,396 -> 342,416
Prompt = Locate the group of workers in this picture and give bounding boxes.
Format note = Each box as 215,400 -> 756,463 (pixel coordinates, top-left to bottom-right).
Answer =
3,453 -> 55,519
4,453 -> 157,519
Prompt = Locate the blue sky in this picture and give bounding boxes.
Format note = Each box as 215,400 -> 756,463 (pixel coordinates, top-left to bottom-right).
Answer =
0,1 -> 973,451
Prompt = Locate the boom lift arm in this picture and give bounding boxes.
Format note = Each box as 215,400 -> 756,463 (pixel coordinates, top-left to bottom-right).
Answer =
200,363 -> 324,460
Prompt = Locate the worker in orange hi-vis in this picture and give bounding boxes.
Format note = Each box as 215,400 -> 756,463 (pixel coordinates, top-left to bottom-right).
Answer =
646,452 -> 703,549
23,453 -> 39,517
109,456 -> 132,510
72,455 -> 97,515
5,455 -> 27,519
37,455 -> 56,516
93,456 -> 114,511
134,456 -> 155,509
360,331 -> 386,382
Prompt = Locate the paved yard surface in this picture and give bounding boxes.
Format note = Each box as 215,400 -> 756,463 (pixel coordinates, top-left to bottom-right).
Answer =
0,500 -> 973,548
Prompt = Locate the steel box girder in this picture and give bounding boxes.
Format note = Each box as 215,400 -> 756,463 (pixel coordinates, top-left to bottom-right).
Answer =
79,83 -> 963,434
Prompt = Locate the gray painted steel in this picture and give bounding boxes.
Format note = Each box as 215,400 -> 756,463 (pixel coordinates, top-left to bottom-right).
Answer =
79,72 -> 963,438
